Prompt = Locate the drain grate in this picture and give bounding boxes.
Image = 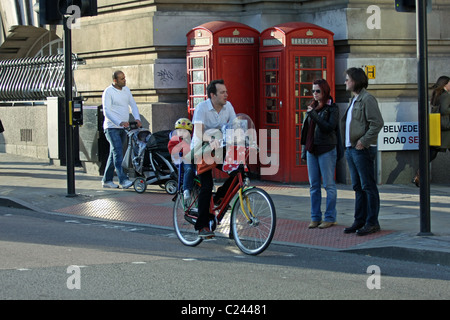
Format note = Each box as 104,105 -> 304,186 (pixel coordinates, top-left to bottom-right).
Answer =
20,129 -> 32,142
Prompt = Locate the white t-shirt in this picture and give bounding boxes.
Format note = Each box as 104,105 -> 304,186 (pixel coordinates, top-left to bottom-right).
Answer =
345,97 -> 356,147
102,85 -> 140,129
191,98 -> 236,150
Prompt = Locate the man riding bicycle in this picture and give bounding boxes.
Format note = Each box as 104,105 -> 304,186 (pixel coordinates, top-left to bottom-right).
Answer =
191,79 -> 236,238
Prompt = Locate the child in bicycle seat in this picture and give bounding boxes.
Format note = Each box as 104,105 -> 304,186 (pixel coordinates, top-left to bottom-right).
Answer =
168,118 -> 194,202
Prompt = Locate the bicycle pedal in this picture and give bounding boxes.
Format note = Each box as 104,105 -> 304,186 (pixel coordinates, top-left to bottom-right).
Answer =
184,215 -> 197,225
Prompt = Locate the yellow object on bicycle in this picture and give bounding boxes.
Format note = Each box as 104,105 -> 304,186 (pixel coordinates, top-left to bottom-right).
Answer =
238,187 -> 254,221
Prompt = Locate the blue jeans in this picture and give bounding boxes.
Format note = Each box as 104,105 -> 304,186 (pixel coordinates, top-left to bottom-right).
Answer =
183,163 -> 194,191
103,128 -> 128,184
307,148 -> 337,222
345,146 -> 380,227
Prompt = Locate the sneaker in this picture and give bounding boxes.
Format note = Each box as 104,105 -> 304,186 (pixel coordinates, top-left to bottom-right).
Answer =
120,179 -> 134,189
318,221 -> 337,229
198,227 -> 215,239
183,189 -> 191,200
102,181 -> 119,188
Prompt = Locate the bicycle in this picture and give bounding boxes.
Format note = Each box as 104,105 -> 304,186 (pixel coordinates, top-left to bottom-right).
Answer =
173,160 -> 276,255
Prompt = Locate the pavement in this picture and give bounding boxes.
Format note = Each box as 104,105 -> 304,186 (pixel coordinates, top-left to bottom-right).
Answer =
1,152 -> 450,265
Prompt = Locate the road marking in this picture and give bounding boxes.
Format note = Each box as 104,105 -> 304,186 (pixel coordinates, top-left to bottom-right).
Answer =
64,220 -> 144,232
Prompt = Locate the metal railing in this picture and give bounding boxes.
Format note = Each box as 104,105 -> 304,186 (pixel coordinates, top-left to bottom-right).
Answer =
0,54 -> 81,101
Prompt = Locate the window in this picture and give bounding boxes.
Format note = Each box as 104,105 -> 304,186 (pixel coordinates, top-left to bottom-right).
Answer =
187,56 -> 207,115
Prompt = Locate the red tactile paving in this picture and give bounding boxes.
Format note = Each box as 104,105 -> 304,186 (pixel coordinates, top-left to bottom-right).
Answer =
273,219 -> 392,249
56,192 -> 393,250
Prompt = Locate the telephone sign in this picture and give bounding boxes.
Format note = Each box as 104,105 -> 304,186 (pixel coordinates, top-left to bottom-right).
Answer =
186,21 -> 259,123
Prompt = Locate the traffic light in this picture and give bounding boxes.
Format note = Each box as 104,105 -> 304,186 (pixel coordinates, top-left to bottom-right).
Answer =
36,0 -> 63,25
35,0 -> 97,25
59,0 -> 98,17
395,0 -> 415,12
395,0 -> 432,12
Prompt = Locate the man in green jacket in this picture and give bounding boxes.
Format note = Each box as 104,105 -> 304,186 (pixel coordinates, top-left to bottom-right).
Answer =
341,67 -> 384,236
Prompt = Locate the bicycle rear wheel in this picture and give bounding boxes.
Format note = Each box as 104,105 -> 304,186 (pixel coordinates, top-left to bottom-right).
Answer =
231,187 -> 276,255
173,182 -> 202,247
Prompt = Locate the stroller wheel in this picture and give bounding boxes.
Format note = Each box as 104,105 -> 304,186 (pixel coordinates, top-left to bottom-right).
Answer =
134,178 -> 147,193
165,179 -> 178,195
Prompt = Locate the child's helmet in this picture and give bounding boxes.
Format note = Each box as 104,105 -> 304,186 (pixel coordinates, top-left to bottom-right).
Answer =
174,118 -> 193,131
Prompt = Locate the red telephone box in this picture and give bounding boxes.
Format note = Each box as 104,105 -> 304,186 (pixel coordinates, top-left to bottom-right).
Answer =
186,21 -> 259,124
259,22 -> 335,183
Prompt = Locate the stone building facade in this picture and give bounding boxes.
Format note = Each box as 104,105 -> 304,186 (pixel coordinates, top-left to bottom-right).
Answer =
1,0 -> 449,183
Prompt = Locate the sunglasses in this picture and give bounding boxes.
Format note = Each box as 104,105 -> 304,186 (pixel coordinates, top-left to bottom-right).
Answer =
312,89 -> 321,93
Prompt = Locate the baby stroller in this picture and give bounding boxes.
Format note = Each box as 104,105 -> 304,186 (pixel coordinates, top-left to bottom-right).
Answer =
123,124 -> 178,194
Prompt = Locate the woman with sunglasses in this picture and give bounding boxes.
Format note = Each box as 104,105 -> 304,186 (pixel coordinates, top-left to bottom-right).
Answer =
301,79 -> 340,229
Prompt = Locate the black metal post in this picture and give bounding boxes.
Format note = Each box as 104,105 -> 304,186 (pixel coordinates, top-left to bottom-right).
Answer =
64,16 -> 76,197
417,0 -> 431,235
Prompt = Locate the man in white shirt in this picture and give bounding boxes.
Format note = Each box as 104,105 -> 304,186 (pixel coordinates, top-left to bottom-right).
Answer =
102,70 -> 142,189
191,79 -> 236,238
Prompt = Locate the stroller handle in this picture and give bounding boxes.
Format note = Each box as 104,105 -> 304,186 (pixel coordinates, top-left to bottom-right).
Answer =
127,121 -> 141,130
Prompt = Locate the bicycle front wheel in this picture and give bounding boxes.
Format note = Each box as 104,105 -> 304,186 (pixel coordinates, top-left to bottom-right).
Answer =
231,187 -> 276,255
173,182 -> 202,247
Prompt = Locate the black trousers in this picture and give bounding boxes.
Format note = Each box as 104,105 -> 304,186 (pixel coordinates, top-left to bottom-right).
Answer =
194,165 -> 235,231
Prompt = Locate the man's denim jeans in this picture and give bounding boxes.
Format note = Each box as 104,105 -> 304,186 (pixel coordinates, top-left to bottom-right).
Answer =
103,128 -> 128,184
345,146 -> 380,226
307,148 -> 337,222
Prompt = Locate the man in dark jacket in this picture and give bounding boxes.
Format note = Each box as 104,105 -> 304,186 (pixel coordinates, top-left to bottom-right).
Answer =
341,68 -> 384,236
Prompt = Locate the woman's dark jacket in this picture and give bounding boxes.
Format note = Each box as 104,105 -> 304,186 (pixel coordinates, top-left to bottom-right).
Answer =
300,103 -> 340,159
